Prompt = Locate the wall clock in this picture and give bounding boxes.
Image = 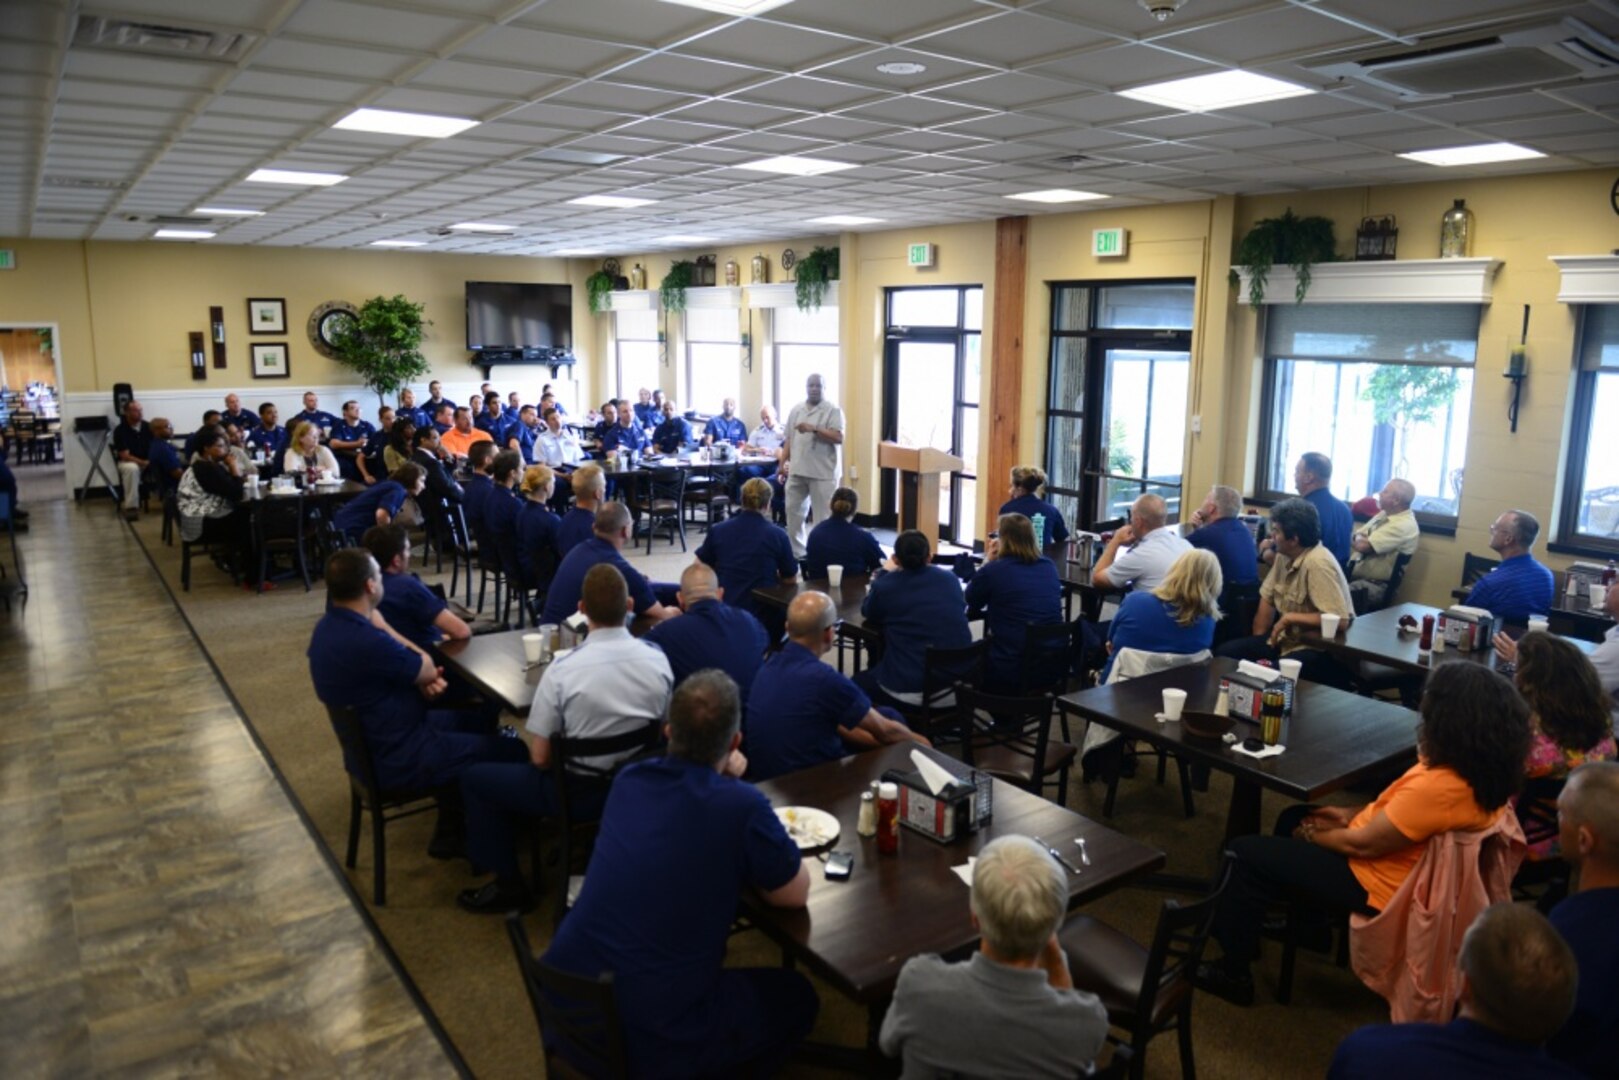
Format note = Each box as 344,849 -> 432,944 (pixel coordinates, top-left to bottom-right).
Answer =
308,300 -> 358,359
781,248 -> 797,271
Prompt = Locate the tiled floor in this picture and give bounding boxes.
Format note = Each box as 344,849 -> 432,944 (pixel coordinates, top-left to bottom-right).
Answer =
0,500 -> 459,1077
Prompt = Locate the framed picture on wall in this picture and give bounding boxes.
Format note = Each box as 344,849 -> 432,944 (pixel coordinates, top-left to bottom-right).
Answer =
248,297 -> 287,334
251,342 -> 290,379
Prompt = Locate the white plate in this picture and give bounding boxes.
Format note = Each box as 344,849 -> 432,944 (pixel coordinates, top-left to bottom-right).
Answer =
775,806 -> 840,850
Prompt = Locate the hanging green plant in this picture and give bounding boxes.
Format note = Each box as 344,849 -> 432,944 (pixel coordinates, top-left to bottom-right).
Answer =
585,269 -> 617,314
1229,209 -> 1338,304
794,245 -> 839,312
660,260 -> 695,312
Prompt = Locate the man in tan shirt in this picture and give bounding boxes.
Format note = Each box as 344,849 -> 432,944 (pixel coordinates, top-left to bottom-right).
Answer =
1216,497 -> 1354,689
1349,478 -> 1420,613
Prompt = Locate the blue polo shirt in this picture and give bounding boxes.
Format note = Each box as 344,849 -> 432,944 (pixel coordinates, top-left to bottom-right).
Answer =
148,439 -> 184,490
704,416 -> 747,445
1187,516 -> 1260,586
290,409 -> 338,434
308,607 -> 435,789
633,402 -> 659,429
602,422 -> 649,454
964,557 -> 1063,689
861,566 -> 973,695
1102,589 -> 1216,682
1465,553 -> 1555,622
695,512 -> 798,613
510,422 -> 541,463
223,408 -> 257,432
540,537 -> 657,624
644,598 -> 768,696
746,642 -> 870,780
474,410 -> 510,441
331,419 -> 374,444
425,396 -> 455,414
396,406 -> 429,430
804,517 -> 885,580
516,500 -> 561,587
545,755 -> 802,1068
1548,887 -> 1619,1075
652,416 -> 692,454
333,480 -> 408,538
246,424 -> 287,459
1000,494 -> 1070,547
379,571 -> 448,650
1305,487 -> 1353,566
556,506 -> 595,556
1328,1018 -> 1579,1080
461,474 -> 494,536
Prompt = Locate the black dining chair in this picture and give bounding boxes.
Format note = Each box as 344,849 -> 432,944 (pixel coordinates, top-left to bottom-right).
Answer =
894,640 -> 989,744
505,913 -> 630,1079
685,461 -> 735,532
953,683 -> 1077,805
325,704 -> 446,906
634,467 -> 687,554
443,503 -> 477,608
253,491 -> 314,592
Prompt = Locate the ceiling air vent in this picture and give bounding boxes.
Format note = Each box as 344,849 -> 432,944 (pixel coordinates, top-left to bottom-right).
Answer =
73,15 -> 258,62
1310,17 -> 1618,99
526,148 -> 627,167
43,176 -> 127,190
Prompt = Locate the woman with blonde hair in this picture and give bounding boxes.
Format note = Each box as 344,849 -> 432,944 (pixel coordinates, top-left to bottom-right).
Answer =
282,420 -> 338,481
999,464 -> 1069,548
1100,548 -> 1222,682
515,464 -> 561,593
804,485 -> 885,580
965,512 -> 1063,693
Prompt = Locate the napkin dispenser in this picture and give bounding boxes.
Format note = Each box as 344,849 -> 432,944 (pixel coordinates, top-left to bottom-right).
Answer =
1443,605 -> 1496,651
1223,671 -> 1272,722
884,767 -> 991,844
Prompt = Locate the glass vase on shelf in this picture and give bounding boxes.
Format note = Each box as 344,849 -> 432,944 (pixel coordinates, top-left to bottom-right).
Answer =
1439,199 -> 1473,258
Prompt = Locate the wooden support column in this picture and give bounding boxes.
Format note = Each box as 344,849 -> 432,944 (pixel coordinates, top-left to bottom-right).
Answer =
985,215 -> 1028,540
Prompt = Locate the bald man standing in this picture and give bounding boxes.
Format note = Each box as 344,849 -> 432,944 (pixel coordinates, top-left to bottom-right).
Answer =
745,591 -> 927,781
643,562 -> 769,699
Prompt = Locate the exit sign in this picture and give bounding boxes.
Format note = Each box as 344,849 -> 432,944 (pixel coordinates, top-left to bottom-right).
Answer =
1092,228 -> 1128,258
907,242 -> 935,268
0,249 -> 14,270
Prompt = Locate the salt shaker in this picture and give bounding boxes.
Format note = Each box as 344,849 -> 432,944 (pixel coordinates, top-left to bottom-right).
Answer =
857,791 -> 878,837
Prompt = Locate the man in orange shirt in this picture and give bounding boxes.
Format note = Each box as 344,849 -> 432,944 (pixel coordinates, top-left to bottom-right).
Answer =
441,406 -> 493,457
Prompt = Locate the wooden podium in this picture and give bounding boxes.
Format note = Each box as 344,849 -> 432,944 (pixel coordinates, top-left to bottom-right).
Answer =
879,442 -> 964,550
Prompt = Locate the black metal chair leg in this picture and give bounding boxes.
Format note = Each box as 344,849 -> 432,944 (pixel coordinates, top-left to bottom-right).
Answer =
371,804 -> 387,905
346,792 -> 362,868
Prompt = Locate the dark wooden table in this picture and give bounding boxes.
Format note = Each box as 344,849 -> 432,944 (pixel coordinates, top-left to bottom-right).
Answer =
239,478 -> 367,504
434,621 -> 662,717
1548,591 -> 1617,643
1058,657 -> 1420,843
753,573 -> 877,642
1300,602 -> 1594,677
744,742 -> 1164,1015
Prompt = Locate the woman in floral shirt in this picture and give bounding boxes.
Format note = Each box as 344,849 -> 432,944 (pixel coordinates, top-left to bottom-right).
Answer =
1514,630 -> 1617,859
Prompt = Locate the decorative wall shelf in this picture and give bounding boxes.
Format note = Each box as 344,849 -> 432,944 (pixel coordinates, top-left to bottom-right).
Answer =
1232,257 -> 1502,305
606,289 -> 657,312
1550,255 -> 1619,303
745,281 -> 838,310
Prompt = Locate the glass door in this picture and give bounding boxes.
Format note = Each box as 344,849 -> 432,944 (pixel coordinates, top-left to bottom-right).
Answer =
1095,346 -> 1190,522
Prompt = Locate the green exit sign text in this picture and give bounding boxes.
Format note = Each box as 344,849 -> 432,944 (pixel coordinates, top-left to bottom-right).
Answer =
1092,228 -> 1128,258
0,249 -> 14,271
907,242 -> 935,268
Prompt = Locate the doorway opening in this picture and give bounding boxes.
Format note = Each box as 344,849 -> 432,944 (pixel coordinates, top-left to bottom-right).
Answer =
1,324 -> 67,505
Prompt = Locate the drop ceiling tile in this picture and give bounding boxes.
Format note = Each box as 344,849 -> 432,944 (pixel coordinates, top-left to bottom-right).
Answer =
767,0 -> 989,42
606,53 -> 773,95
53,103 -> 183,129
1032,44 -> 1211,90
410,60 -> 571,100
57,80 -> 202,111
549,81 -> 702,114
1115,112 -> 1262,139
931,111 -> 1071,140
674,20 -> 858,70
282,0 -> 474,51
731,75 -> 888,112
931,73 -> 1087,111
1305,0 -> 1560,36
911,11 -> 1114,67
370,86 -> 515,116
1035,0 -> 1290,36
769,114 -> 906,141
511,0 -> 725,44
497,101 -> 624,131
664,97 -> 802,127
227,69 -> 369,102
60,49 -> 224,89
843,95 -> 994,127
1235,92 -> 1379,124
253,38 -> 420,81
812,47 -> 995,91
1298,111 -> 1433,138
1482,114 -> 1619,140
1024,92 -> 1164,125
1167,7 -> 1380,67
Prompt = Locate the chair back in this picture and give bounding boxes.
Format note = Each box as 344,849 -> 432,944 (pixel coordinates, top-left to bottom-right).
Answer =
1213,582 -> 1260,650
1137,853 -> 1235,1018
951,683 -> 1056,791
445,502 -> 475,554
254,490 -> 306,546
505,913 -> 629,1079
324,703 -> 383,798
1380,551 -> 1415,608
1514,775 -> 1564,851
913,640 -> 988,736
646,467 -> 686,507
549,723 -> 662,804
1460,551 -> 1499,589
698,461 -> 737,493
1018,620 -> 1077,695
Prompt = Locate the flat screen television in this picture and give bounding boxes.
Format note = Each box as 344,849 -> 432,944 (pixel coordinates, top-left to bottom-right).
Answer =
465,281 -> 573,352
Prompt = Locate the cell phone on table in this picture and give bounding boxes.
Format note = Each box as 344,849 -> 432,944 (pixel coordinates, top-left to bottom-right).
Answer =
824,851 -> 854,880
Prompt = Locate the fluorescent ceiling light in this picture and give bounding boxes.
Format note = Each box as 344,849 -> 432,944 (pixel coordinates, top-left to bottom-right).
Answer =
1005,189 -> 1108,204
194,207 -> 263,217
656,235 -> 717,245
658,0 -> 797,15
371,239 -> 425,247
809,215 -> 884,226
333,107 -> 479,139
448,222 -> 516,233
737,155 -> 855,176
1120,70 -> 1313,112
247,168 -> 347,186
153,229 -> 214,239
568,194 -> 656,208
1398,142 -> 1546,167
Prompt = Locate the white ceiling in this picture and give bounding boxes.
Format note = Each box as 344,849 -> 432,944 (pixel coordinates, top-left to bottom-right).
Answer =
3,0 -> 1617,256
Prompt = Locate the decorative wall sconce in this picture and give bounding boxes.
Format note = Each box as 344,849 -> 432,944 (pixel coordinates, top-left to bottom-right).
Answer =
1506,305 -> 1529,433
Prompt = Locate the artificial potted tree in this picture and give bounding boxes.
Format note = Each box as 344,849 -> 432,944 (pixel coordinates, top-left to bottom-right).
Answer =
1230,209 -> 1337,304
794,245 -> 839,312
329,294 -> 432,408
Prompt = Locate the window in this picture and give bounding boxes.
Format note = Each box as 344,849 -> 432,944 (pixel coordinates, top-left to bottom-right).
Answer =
772,304 -> 839,419
1046,282 -> 1193,530
614,308 -> 660,404
1560,304 -> 1619,550
684,307 -> 741,415
1259,303 -> 1479,527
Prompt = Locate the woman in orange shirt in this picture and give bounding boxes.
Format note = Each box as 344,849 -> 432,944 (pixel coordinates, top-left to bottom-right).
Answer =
1197,663 -> 1531,1006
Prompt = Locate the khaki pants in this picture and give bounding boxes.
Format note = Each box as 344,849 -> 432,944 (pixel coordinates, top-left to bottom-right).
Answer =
784,474 -> 835,558
117,461 -> 143,510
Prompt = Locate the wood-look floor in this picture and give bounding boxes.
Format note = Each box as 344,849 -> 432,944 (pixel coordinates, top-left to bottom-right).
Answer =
0,499 -> 458,1078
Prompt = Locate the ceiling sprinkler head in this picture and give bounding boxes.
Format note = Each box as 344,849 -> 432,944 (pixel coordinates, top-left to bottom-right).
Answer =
1138,0 -> 1188,21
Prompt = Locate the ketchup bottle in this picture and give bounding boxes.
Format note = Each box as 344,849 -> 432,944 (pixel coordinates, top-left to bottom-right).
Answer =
877,782 -> 899,855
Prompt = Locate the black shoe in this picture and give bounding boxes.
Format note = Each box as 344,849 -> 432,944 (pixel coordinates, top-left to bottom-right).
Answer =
456,880 -> 534,914
1260,914 -> 1334,954
1193,962 -> 1255,1007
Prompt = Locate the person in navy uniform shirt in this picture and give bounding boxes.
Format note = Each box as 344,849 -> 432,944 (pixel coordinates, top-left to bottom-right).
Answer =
458,441 -> 499,538
479,450 -> 526,595
183,410 -> 222,461
557,462 -> 603,557
632,387 -> 658,430
328,399 -> 375,483
1466,510 -> 1556,622
289,390 -> 338,437
474,392 -> 510,443
332,462 -> 424,543
652,398 -> 693,454
541,670 -> 818,1075
396,387 -> 428,430
221,392 -> 256,433
539,502 -> 678,626
695,477 -> 799,634
245,402 -> 287,468
362,523 -> 470,651
503,390 -> 522,422
803,486 -> 885,580
361,406 -> 394,483
1263,452 -> 1352,568
112,399 -> 154,519
1547,762 -> 1619,1076
593,400 -> 619,444
645,562 -> 769,700
1328,904 -> 1580,1080
505,405 -> 542,463
703,397 -> 748,447
1186,484 -> 1260,588
601,402 -> 649,456
145,418 -> 186,496
747,591 -> 929,781
515,465 -> 562,593
858,530 -> 974,708
429,402 -> 454,436
999,464 -> 1070,549
307,547 -> 525,856
966,513 -> 1064,693
424,380 -> 455,415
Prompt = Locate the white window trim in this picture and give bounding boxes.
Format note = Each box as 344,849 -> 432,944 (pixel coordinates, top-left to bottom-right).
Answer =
1551,256 -> 1619,304
1234,257 -> 1501,305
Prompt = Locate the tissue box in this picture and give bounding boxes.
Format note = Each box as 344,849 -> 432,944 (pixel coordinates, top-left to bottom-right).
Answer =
887,768 -> 989,844
1224,672 -> 1270,722
1443,606 -> 1495,650
1566,562 -> 1608,598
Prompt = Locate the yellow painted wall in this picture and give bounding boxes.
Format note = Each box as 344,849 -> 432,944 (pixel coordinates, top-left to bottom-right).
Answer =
0,240 -> 94,389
